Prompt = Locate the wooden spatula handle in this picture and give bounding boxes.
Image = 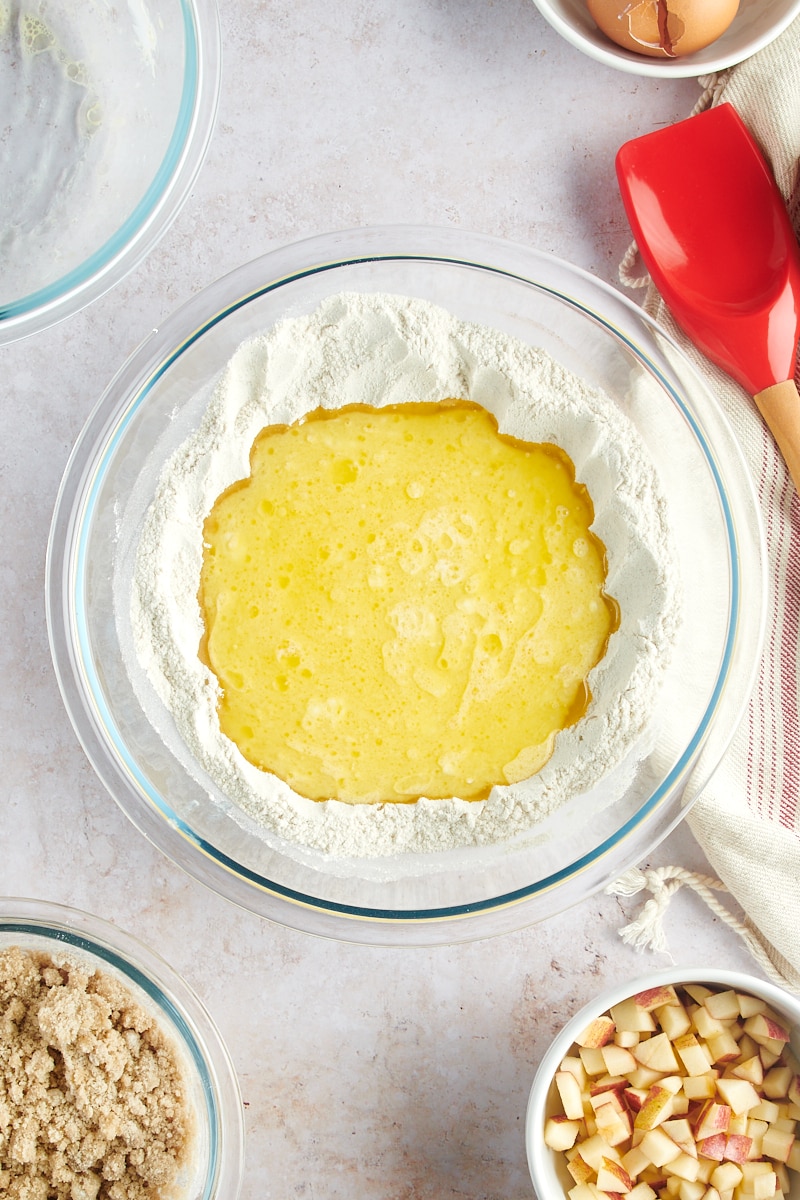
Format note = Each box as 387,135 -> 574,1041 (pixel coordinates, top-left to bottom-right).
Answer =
753,379 -> 800,494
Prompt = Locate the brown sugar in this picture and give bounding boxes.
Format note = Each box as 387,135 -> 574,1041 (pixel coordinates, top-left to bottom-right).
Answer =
0,945 -> 193,1200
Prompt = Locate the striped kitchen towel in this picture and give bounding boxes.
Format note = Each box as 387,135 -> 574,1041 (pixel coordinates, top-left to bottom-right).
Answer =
612,15 -> 800,990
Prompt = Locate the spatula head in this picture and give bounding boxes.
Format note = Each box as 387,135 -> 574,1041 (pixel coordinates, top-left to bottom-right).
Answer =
616,104 -> 800,395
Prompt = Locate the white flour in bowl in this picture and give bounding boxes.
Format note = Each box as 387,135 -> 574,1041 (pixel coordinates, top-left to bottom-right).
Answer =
130,292 -> 681,858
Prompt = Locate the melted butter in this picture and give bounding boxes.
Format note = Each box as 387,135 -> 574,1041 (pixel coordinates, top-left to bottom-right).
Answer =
199,400 -> 619,804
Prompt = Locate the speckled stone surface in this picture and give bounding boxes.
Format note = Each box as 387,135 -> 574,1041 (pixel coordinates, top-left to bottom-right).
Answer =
1,3 -> 763,1198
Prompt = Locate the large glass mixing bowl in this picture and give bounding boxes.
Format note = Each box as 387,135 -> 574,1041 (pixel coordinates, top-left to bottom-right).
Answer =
46,227 -> 766,945
0,0 -> 221,344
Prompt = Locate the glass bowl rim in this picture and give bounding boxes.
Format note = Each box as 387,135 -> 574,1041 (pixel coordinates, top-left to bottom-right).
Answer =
0,895 -> 244,1200
0,0 -> 222,346
45,225 -> 766,939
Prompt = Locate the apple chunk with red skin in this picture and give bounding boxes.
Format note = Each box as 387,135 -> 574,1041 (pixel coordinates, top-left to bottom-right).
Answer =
632,985 -> 681,1011
692,1100 -> 732,1140
575,1015 -> 616,1048
744,1013 -> 791,1045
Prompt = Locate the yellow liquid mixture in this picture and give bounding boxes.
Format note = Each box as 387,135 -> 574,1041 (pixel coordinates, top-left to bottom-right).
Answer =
199,401 -> 618,804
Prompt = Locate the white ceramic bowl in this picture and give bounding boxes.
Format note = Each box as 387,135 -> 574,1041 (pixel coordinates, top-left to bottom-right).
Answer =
0,0 -> 221,344
0,897 -> 244,1200
526,967 -> 800,1199
530,0 -> 800,76
46,226 -> 765,946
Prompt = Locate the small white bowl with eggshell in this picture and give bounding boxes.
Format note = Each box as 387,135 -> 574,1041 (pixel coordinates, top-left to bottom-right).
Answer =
530,0 -> 800,77
526,968 -> 800,1200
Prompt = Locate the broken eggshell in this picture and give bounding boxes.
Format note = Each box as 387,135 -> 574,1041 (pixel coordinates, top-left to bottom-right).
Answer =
586,0 -> 740,57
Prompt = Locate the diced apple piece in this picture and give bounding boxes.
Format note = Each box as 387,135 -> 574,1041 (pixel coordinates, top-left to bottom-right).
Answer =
567,1153 -> 596,1185
568,1185 -> 596,1200
595,1100 -> 633,1147
746,1117 -> 767,1158
761,1125 -> 795,1163
628,1184 -> 657,1200
744,1014 -> 791,1046
716,1078 -> 762,1116
693,1102 -> 732,1140
760,1044 -> 785,1069
611,998 -> 659,1035
663,1118 -> 698,1157
659,1003 -> 694,1042
683,1073 -> 720,1101
590,1087 -> 625,1115
662,1076 -> 687,1095
722,1134 -> 752,1163
677,1180 -> 706,1200
640,1127 -> 683,1167
706,1031 -> 741,1065
774,1162 -> 790,1194
740,1159 -> 775,1180
561,1055 -> 590,1087
580,1046 -> 609,1076
616,1029 -> 642,1049
738,988 -> 767,1017
577,1015 -> 617,1048
626,1066 -> 664,1092
624,1087 -> 649,1114
685,985 -> 715,1004
728,1113 -> 748,1136
634,1085 -> 676,1131
597,1157 -> 635,1193
577,1133 -> 622,1171
692,1008 -> 728,1041
702,991 -> 742,1022
591,1078 -> 628,1100
603,1044 -> 639,1077
635,1034 -> 681,1074
786,1139 -> 800,1171
622,1144 -> 652,1176
749,1099 -> 780,1123
634,985 -> 681,1012
763,1065 -> 793,1099
674,1034 -> 715,1077
751,1171 -> 778,1200
695,1158 -> 714,1185
702,1188 -> 722,1200
665,1151 -> 701,1182
545,1116 -> 584,1151
710,1161 -> 744,1191
697,1133 -> 727,1161
731,1057 -> 764,1087
557,1070 -> 587,1121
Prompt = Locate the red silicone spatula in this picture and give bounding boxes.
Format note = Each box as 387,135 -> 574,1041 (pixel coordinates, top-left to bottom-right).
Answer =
616,103 -> 800,491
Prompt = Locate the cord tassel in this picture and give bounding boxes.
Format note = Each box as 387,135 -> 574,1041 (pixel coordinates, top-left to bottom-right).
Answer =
606,865 -> 799,991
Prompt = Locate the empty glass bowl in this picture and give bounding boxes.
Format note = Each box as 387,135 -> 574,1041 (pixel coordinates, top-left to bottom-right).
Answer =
0,0 -> 221,343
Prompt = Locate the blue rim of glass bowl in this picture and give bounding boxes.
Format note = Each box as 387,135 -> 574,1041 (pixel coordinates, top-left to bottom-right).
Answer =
67,251 -> 740,925
0,908 -> 224,1200
0,0 -> 220,339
